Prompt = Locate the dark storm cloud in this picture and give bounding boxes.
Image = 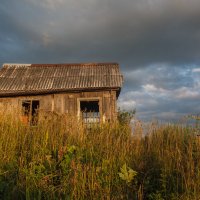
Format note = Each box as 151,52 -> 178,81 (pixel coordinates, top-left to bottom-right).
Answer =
1,0 -> 200,66
1,0 -> 200,121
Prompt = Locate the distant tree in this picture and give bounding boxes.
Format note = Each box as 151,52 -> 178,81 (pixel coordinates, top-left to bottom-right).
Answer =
117,108 -> 136,125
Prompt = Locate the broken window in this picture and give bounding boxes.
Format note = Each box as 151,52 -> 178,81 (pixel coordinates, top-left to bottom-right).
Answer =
22,100 -> 31,124
80,100 -> 100,125
31,100 -> 40,125
22,100 -> 40,125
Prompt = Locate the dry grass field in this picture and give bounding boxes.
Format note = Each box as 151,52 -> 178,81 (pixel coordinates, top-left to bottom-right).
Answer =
0,112 -> 200,199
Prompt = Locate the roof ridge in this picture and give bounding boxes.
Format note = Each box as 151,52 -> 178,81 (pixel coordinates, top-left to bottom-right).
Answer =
3,63 -> 31,68
3,62 -> 119,68
31,63 -> 119,67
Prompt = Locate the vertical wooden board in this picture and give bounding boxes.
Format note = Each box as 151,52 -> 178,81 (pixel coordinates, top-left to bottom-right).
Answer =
0,100 -> 4,111
111,91 -> 117,120
68,94 -> 75,115
71,98 -> 75,115
96,91 -> 101,97
74,94 -> 78,115
98,91 -> 104,98
0,99 -> 7,112
64,94 -> 69,114
103,97 -> 111,120
83,91 -> 89,97
0,97 -> 19,115
98,91 -> 102,97
102,91 -> 112,121
40,95 -> 53,111
54,94 -> 63,113
10,98 -> 19,112
98,96 -> 103,121
61,95 -> 65,114
38,96 -> 44,111
65,93 -> 76,115
103,91 -> 109,95
59,94 -> 65,114
82,92 -> 86,98
72,94 -> 77,116
44,95 -> 54,110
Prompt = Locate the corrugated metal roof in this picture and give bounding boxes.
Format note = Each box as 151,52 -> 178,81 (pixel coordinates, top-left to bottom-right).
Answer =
0,63 -> 123,97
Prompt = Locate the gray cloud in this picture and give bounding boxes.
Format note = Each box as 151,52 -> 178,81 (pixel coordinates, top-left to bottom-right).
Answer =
1,0 -> 200,66
119,65 -> 200,121
124,64 -> 194,92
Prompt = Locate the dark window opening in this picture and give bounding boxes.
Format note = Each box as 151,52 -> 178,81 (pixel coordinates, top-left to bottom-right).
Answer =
22,100 -> 40,126
80,100 -> 100,125
22,101 -> 31,116
31,100 -> 40,126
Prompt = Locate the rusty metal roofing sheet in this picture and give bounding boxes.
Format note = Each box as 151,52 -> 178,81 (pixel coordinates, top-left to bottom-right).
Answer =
0,63 -> 123,96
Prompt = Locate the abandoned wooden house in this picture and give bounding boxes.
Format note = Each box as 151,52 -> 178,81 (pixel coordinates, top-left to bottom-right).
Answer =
0,63 -> 123,125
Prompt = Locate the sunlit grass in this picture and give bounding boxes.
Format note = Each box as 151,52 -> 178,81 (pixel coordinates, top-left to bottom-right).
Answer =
0,112 -> 199,199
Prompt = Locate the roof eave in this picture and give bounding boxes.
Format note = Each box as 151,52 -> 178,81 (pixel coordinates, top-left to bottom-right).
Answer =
0,87 -> 122,98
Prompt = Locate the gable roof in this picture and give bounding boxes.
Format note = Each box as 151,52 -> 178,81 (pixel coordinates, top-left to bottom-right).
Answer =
0,63 -> 123,97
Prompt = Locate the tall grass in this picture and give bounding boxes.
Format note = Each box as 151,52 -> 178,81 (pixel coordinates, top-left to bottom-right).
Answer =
0,113 -> 200,199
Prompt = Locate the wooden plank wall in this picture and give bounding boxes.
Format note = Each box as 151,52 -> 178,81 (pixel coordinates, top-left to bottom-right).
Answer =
0,90 -> 118,121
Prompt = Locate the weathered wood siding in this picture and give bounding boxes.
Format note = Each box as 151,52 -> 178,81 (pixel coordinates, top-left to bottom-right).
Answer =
0,90 -> 117,122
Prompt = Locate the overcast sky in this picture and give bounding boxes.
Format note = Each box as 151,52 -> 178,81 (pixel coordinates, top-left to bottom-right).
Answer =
1,0 -> 200,122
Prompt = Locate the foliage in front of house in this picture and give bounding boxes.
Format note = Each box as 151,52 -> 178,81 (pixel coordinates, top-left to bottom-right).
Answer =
0,112 -> 200,199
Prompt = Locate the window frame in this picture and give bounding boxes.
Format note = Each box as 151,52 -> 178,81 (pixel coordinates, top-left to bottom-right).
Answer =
77,97 -> 102,124
21,99 -> 40,126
